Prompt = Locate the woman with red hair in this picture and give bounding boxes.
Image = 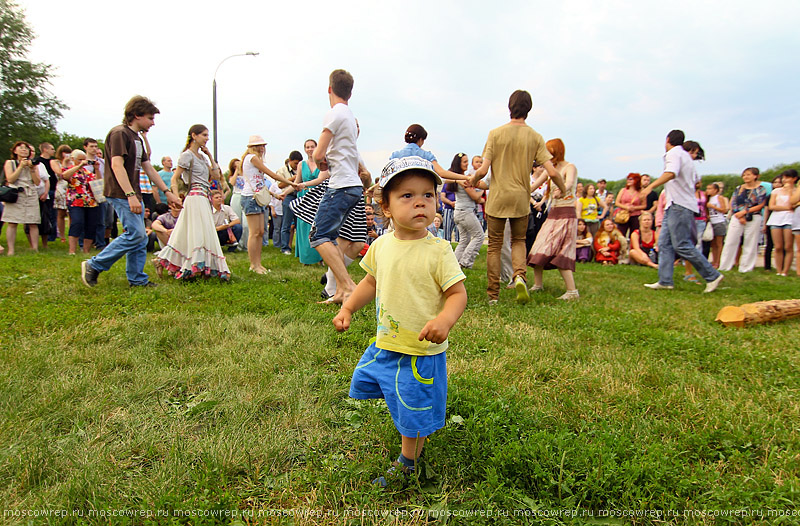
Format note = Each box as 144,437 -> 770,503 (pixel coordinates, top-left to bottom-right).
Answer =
527,138 -> 579,300
614,172 -> 645,238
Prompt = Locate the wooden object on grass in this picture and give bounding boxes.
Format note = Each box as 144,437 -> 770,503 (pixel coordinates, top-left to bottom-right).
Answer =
716,299 -> 800,327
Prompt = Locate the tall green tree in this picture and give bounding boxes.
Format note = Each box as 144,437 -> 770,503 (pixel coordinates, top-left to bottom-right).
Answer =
0,0 -> 67,160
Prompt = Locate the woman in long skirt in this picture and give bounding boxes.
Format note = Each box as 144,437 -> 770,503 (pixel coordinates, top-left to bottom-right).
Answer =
154,125 -> 230,280
527,138 -> 579,300
295,139 -> 323,264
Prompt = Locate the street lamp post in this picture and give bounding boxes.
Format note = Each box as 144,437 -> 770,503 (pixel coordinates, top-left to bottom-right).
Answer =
212,52 -> 259,162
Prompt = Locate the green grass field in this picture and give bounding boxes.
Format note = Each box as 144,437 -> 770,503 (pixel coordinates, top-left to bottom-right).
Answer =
0,236 -> 798,525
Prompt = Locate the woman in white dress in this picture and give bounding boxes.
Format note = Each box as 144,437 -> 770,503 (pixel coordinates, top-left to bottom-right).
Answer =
153,124 -> 230,280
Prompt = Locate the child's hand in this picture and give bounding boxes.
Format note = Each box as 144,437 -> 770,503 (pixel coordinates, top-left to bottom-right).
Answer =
418,316 -> 451,344
333,308 -> 351,332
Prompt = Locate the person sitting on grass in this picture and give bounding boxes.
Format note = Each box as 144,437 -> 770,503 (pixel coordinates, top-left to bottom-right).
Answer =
594,218 -> 626,265
333,156 -> 467,487
143,207 -> 158,252
575,218 -> 593,263
210,189 -> 242,252
151,202 -> 181,249
629,211 -> 659,269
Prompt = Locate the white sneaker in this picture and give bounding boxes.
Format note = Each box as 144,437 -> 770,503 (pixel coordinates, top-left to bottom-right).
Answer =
514,276 -> 530,304
644,282 -> 674,290
703,274 -> 724,293
558,290 -> 580,301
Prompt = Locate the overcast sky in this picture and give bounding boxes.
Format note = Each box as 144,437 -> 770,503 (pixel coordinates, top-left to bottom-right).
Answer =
20,0 -> 800,180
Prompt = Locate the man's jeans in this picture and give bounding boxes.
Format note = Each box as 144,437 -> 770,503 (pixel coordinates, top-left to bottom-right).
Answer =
47,190 -> 57,241
657,204 -> 720,286
217,223 -> 243,251
271,214 -> 283,247
279,193 -> 297,251
94,201 -> 108,248
88,197 -> 149,285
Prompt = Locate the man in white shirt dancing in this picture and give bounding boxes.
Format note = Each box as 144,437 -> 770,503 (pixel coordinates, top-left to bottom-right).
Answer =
640,130 -> 723,293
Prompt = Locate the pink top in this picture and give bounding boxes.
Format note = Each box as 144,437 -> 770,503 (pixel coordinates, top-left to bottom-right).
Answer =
655,192 -> 667,228
617,187 -> 643,217
695,191 -> 707,220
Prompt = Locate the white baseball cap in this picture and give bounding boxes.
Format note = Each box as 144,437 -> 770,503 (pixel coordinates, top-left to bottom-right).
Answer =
379,156 -> 442,188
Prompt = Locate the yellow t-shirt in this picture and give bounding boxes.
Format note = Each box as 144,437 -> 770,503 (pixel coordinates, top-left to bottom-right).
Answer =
482,122 -> 552,218
579,196 -> 601,221
360,231 -> 466,356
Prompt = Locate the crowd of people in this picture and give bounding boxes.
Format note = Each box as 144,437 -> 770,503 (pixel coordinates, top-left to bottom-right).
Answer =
2,73 -> 799,486
569,163 -> 800,283
3,107 -> 797,289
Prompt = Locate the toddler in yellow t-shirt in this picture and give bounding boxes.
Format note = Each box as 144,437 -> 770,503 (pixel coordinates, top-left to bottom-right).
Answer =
333,156 -> 467,486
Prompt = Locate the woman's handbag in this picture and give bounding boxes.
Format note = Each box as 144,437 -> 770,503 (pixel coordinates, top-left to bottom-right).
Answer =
0,186 -> 20,203
701,221 -> 714,242
613,208 -> 630,224
254,186 -> 271,207
88,178 -> 106,203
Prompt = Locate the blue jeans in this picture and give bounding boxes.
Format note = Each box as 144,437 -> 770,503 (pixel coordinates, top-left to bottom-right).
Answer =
88,197 -> 149,285
279,193 -> 297,250
47,190 -> 57,241
310,186 -> 362,247
217,223 -> 243,250
271,213 -> 282,246
94,201 -> 108,248
657,205 -> 720,286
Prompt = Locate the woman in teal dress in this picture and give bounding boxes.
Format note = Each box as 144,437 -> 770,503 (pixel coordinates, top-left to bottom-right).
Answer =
295,139 -> 322,264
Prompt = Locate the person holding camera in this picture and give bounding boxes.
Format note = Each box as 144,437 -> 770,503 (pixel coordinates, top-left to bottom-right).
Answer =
83,138 -> 108,249
2,141 -> 41,255
63,149 -> 101,255
718,167 -> 768,273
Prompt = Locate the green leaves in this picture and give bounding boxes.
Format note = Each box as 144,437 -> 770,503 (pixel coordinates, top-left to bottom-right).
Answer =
0,0 -> 67,161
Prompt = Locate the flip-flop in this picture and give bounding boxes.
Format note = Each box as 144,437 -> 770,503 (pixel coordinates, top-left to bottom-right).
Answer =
317,297 -> 337,305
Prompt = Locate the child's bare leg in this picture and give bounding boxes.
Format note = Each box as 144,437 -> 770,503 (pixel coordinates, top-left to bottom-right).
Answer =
401,434 -> 426,461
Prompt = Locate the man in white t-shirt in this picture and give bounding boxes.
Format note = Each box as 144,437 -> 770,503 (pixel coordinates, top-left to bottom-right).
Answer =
641,130 -> 723,293
310,69 -> 369,305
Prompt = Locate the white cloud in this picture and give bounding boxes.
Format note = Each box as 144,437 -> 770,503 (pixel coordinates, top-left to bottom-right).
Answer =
17,0 -> 800,180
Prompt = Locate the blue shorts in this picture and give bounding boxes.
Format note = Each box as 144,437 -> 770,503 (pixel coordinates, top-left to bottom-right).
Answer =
350,342 -> 447,438
241,195 -> 266,216
310,186 -> 363,247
